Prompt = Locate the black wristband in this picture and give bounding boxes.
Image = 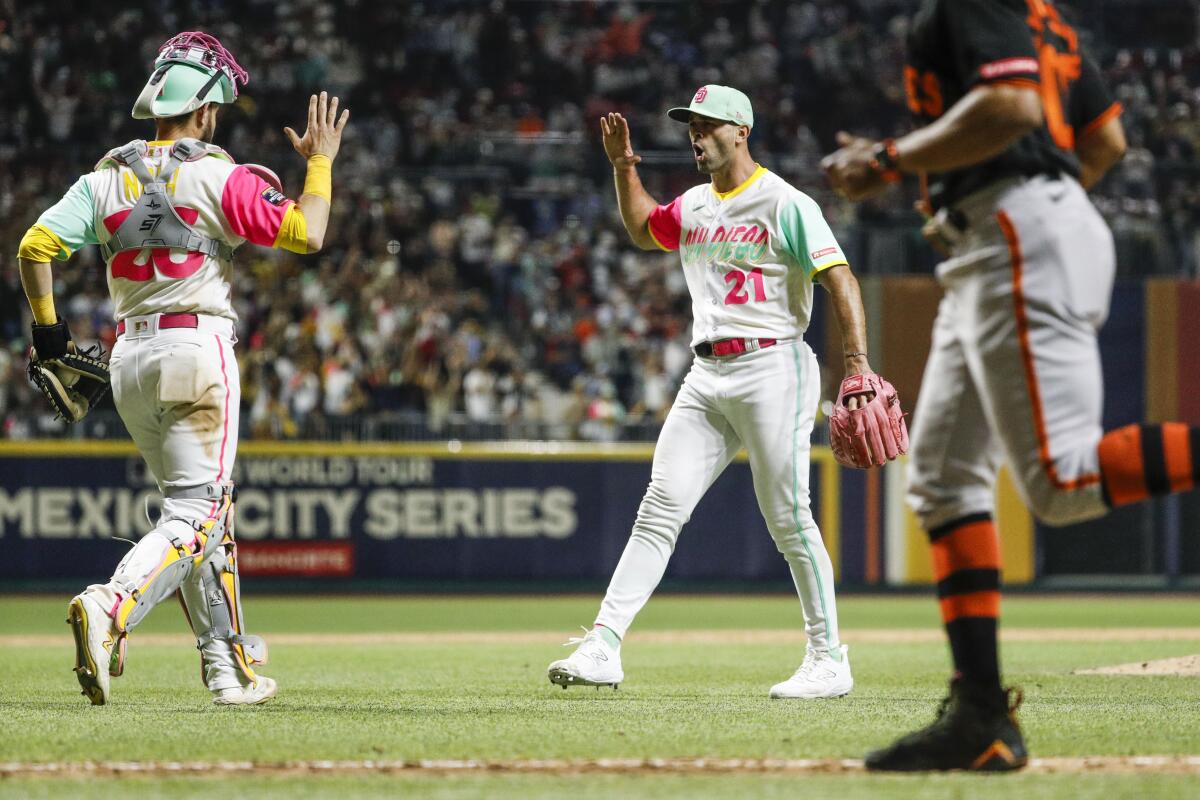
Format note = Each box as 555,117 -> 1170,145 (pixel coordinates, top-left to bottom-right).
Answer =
31,319 -> 71,360
869,139 -> 902,183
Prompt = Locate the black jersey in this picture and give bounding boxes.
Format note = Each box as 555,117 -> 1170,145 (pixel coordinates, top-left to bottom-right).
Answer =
905,0 -> 1106,208
1071,52 -> 1122,142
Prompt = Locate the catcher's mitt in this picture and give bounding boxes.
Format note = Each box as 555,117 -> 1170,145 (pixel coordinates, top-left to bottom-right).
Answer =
27,320 -> 111,424
829,373 -> 908,469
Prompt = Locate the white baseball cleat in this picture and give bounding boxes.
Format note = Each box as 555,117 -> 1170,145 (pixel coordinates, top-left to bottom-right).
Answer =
548,629 -> 624,689
769,644 -> 853,699
66,593 -> 117,706
212,676 -> 278,706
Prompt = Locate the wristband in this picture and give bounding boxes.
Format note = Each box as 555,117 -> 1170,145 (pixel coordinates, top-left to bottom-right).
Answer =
868,139 -> 902,184
302,154 -> 332,202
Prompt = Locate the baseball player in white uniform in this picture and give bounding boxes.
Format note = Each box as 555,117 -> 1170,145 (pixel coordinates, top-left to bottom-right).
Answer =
549,86 -> 904,698
17,32 -> 349,706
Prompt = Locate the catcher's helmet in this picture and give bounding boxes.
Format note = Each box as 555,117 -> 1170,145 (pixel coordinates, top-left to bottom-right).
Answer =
131,32 -> 248,120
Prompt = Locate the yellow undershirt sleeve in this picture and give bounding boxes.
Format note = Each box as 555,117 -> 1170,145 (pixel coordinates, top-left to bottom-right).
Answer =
302,154 -> 332,202
29,293 -> 57,325
18,226 -> 63,324
18,224 -> 69,261
272,204 -> 310,254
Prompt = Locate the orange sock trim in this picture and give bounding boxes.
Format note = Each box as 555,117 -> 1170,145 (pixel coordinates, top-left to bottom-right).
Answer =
930,520 -> 1001,583
1098,424 -> 1148,506
1162,422 -> 1195,494
939,591 -> 1001,623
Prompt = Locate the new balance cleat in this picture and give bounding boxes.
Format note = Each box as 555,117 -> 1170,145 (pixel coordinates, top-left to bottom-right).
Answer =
213,676 -> 278,706
66,593 -> 117,706
865,678 -> 1028,772
770,643 -> 853,699
548,629 -> 623,689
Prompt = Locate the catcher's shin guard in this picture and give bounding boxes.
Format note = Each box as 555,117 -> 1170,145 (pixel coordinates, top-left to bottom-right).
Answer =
109,484 -> 234,635
179,487 -> 268,687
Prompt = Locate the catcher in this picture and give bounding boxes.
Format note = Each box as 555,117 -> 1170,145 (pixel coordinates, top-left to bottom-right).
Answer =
547,87 -> 906,698
17,31 -> 349,705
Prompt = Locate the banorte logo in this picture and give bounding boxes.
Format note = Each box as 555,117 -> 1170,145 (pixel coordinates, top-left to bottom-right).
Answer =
693,86 -> 708,104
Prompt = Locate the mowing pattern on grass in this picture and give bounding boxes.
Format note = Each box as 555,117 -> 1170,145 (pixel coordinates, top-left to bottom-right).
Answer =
5,756 -> 1200,779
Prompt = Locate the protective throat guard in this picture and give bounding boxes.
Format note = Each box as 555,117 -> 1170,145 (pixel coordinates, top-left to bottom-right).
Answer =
97,139 -> 236,264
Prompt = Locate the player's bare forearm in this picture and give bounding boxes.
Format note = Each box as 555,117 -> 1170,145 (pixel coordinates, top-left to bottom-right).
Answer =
816,264 -> 871,377
613,165 -> 660,250
19,257 -> 57,324
297,192 -> 331,252
600,112 -> 659,250
1076,116 -> 1126,189
894,85 -> 1043,174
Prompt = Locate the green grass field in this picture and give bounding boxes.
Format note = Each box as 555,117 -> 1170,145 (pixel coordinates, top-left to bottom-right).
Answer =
1,594 -> 1198,798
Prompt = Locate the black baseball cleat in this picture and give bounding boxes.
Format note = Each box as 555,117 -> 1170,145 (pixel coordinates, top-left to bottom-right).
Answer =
865,678 -> 1028,772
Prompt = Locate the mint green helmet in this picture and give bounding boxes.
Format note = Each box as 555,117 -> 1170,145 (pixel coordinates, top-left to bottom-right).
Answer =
131,32 -> 249,120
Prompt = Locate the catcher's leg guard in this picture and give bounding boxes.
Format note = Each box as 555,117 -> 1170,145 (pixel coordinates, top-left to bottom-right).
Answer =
102,484 -> 235,676
177,487 -> 268,690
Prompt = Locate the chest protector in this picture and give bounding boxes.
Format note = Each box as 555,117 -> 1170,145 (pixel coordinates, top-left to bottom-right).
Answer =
97,138 -> 235,263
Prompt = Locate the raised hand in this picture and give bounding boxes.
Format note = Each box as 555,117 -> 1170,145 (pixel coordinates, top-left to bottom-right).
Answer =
285,91 -> 350,162
600,112 -> 642,169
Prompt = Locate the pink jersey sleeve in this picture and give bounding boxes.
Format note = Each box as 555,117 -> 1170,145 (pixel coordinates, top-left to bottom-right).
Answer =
220,165 -> 297,247
647,195 -> 683,252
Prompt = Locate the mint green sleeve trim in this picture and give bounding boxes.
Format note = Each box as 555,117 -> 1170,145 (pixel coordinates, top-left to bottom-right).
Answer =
36,175 -> 98,260
778,198 -> 812,275
779,195 -> 847,277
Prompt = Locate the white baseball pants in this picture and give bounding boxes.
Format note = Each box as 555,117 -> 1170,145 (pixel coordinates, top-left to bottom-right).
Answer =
96,315 -> 248,691
595,339 -> 841,651
908,175 -> 1115,530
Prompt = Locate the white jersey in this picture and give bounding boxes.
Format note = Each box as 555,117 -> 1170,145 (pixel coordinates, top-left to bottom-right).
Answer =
647,166 -> 849,346
33,140 -> 298,323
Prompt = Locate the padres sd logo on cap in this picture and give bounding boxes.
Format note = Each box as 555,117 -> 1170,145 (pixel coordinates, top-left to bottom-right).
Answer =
667,84 -> 754,128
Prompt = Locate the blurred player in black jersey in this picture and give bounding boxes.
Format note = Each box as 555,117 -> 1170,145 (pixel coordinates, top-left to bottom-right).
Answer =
823,0 -> 1200,773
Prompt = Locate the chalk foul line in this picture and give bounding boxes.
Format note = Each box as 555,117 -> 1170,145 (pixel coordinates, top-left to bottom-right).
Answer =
3,756 -> 1200,778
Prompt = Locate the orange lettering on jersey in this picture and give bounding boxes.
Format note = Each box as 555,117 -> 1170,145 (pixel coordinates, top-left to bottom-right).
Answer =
921,72 -> 944,117
904,66 -> 944,118
1038,44 -> 1081,148
904,66 -> 922,114
1025,0 -> 1082,150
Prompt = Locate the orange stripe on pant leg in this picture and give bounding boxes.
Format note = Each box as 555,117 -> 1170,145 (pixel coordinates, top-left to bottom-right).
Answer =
1098,424 -> 1149,506
1162,422 -> 1195,494
939,590 -> 1001,623
997,211 -> 1100,492
930,521 -> 1002,583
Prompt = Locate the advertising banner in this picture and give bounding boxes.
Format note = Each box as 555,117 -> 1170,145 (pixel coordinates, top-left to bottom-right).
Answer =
0,443 -> 838,585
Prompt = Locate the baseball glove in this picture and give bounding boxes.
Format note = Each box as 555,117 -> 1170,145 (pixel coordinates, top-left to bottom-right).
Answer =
27,320 -> 111,423
829,373 -> 908,469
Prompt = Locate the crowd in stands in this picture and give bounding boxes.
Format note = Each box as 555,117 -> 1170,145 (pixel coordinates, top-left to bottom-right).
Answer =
2,0 -> 1198,439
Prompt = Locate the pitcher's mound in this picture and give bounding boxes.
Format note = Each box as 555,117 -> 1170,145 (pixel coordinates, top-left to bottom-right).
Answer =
1074,655 -> 1200,676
